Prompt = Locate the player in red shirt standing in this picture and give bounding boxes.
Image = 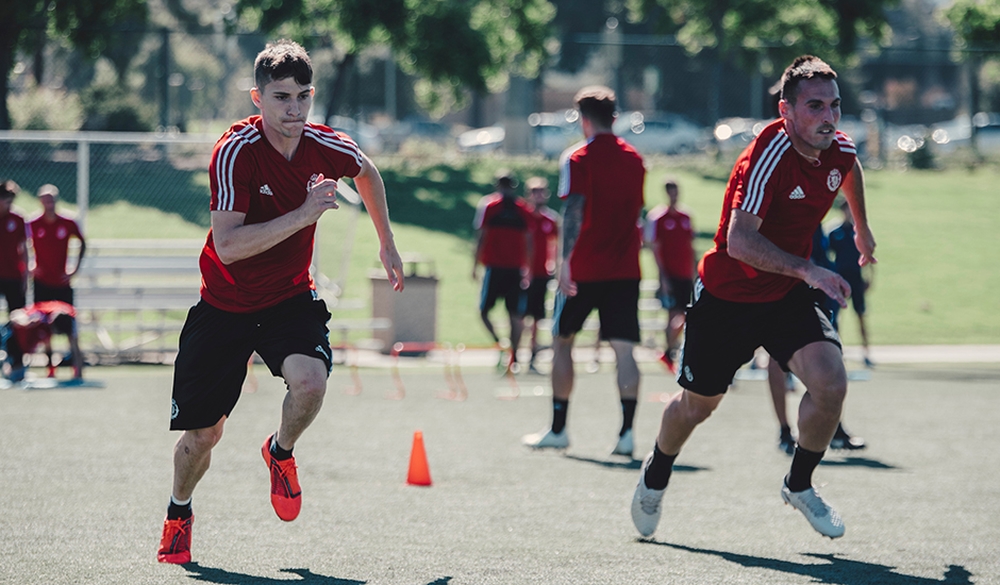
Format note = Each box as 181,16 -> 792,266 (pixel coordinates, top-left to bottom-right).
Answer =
472,172 -> 534,373
158,40 -> 405,564
28,184 -> 86,381
0,181 -> 27,315
523,176 -> 559,375
631,56 -> 876,540
522,86 -> 645,458
644,178 -> 695,374
0,180 -> 29,381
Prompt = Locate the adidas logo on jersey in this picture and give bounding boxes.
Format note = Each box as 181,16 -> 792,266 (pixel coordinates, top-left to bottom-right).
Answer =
259,184 -> 274,196
788,185 -> 806,200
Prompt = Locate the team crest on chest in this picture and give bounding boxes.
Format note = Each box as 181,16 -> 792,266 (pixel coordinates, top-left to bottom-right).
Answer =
827,169 -> 842,191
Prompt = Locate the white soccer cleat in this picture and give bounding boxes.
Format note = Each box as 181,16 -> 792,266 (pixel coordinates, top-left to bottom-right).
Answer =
522,428 -> 569,449
781,482 -> 845,539
631,452 -> 666,537
612,429 -> 634,458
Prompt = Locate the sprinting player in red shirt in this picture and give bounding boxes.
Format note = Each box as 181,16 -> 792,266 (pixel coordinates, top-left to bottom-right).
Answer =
28,184 -> 85,380
157,39 -> 405,565
522,85 -> 645,459
472,172 -> 533,373
631,56 -> 876,540
644,178 -> 695,374
523,176 -> 559,375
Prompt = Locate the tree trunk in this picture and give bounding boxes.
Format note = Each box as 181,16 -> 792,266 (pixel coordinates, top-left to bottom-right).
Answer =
0,34 -> 16,130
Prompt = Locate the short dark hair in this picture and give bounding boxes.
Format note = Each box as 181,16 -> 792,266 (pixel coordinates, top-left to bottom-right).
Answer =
780,55 -> 837,105
254,40 -> 313,90
574,85 -> 616,128
1,179 -> 18,199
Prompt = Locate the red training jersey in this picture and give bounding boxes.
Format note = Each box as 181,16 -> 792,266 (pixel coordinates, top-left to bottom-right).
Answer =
646,206 -> 695,280
699,118 -> 858,302
473,194 -> 534,270
201,116 -> 363,312
0,211 -> 27,279
558,133 -> 645,282
529,206 -> 559,277
29,215 -> 83,287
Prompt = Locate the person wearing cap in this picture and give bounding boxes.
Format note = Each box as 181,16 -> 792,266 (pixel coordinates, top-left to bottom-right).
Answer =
472,171 -> 534,373
28,183 -> 86,380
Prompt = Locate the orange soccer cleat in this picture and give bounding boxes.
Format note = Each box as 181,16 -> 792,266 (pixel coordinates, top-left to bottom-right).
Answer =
261,434 -> 301,521
157,516 -> 193,564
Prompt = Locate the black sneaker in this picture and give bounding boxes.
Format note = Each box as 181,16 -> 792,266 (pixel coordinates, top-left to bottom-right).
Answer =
778,429 -> 796,455
829,425 -> 866,450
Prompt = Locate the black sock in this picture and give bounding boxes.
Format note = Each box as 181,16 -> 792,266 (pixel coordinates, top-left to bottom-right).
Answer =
167,499 -> 192,520
270,434 -> 294,461
786,445 -> 825,492
620,399 -> 637,436
644,443 -> 677,490
551,399 -> 569,434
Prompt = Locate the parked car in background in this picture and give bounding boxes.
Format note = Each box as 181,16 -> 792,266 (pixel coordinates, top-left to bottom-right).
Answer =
713,117 -> 767,153
528,110 -> 581,158
613,112 -> 709,155
457,126 -> 505,152
325,115 -> 384,154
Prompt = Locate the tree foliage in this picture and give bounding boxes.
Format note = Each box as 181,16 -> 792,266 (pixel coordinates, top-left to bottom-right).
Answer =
233,0 -> 555,117
0,0 -> 148,129
625,0 -> 896,69
947,0 -> 1000,47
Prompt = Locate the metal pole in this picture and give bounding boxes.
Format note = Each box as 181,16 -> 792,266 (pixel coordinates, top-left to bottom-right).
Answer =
76,139 -> 89,231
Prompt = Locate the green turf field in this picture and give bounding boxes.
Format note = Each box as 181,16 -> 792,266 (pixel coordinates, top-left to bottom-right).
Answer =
8,158 -> 1000,347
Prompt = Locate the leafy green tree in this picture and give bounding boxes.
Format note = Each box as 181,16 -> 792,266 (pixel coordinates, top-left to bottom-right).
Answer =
946,0 -> 1000,149
233,0 -> 555,120
621,0 -> 895,121
0,0 -> 148,130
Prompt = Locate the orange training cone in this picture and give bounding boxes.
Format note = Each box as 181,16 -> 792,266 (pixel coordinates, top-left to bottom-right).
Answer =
406,430 -> 432,486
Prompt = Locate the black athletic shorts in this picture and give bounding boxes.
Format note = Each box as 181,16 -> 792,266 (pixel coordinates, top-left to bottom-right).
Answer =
0,278 -> 26,313
677,281 -> 840,396
552,279 -> 641,342
170,291 -> 333,430
32,281 -> 75,333
525,276 -> 551,320
480,267 -> 526,316
658,277 -> 694,311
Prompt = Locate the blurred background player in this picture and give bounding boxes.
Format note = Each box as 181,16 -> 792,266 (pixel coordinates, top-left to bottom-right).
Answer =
0,180 -> 29,380
523,176 -> 558,375
644,178 -> 695,374
522,85 -> 645,458
829,198 -> 874,368
472,171 -> 533,374
28,184 -> 86,380
768,221 -> 866,454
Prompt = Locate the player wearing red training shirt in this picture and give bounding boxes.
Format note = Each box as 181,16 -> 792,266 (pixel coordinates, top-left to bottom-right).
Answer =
632,56 -> 877,542
523,86 -> 645,458
523,177 -> 559,374
159,40 -> 405,565
0,181 -> 27,315
644,178 -> 695,373
28,184 -> 85,380
472,172 -> 534,372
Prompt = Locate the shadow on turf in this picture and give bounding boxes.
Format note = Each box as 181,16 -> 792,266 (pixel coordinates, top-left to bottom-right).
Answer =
820,456 -> 899,470
640,542 -> 974,584
563,454 -> 708,474
181,563 -> 452,585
